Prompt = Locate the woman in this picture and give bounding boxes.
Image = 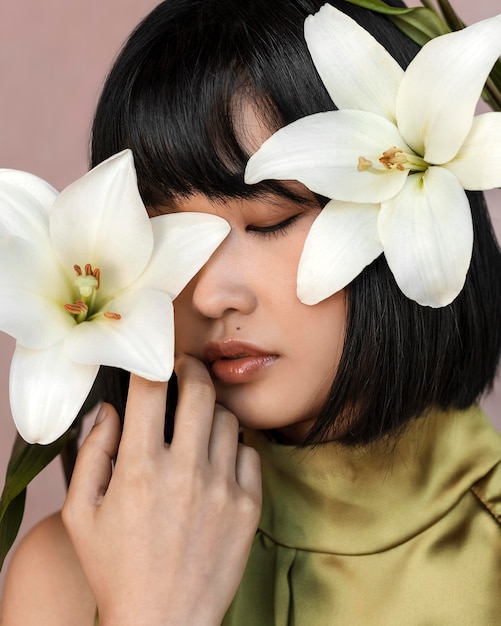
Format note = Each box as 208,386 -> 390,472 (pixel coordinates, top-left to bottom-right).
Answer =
2,0 -> 501,623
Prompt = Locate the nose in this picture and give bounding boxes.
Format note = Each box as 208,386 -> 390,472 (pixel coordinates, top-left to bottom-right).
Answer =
188,231 -> 258,319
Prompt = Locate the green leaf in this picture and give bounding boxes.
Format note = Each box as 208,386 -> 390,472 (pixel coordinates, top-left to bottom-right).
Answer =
0,489 -> 26,571
0,430 -> 71,570
343,2 -> 449,45
344,0 -> 501,112
390,7 -> 450,47
0,373 -> 103,570
0,432 -> 71,515
491,59 -> 501,90
343,0 -> 415,15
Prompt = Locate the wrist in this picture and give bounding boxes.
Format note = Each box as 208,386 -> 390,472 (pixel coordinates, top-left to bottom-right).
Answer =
99,604 -> 224,626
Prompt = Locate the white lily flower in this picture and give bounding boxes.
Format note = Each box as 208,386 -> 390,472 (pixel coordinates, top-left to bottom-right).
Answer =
0,150 -> 230,444
245,4 -> 501,307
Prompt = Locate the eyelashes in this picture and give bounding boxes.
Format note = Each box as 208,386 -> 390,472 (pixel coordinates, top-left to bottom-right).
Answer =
246,214 -> 299,238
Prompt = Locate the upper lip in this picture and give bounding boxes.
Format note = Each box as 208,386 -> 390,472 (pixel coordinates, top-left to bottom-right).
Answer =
203,340 -> 274,365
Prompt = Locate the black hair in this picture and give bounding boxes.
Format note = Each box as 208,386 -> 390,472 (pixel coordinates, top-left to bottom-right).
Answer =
91,0 -> 501,445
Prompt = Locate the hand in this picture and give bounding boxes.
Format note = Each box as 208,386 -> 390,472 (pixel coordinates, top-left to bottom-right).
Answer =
62,355 -> 262,626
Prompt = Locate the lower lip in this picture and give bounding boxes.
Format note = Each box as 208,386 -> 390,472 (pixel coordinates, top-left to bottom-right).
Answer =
210,355 -> 278,384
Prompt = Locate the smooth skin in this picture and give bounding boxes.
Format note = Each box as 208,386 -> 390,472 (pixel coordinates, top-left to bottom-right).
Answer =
1,183 -> 346,624
173,190 -> 346,443
1,356 -> 261,626
0,181 -> 346,623
1,114 -> 346,621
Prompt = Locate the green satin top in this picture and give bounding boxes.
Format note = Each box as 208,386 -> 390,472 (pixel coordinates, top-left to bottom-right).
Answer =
223,405 -> 501,625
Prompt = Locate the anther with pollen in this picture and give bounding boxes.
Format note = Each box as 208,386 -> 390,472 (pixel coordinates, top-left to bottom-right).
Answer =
104,311 -> 122,320
64,262 -> 121,322
64,301 -> 88,315
379,146 -> 407,171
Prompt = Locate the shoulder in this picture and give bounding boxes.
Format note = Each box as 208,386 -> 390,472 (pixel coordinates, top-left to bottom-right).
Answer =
1,511 -> 97,625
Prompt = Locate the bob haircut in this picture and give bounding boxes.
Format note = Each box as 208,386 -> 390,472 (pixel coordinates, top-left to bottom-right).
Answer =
91,0 -> 501,445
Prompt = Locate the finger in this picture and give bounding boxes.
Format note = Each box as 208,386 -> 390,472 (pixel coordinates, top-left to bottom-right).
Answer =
235,444 -> 262,499
208,404 -> 240,472
171,354 -> 216,459
119,374 -> 168,457
63,403 -> 121,525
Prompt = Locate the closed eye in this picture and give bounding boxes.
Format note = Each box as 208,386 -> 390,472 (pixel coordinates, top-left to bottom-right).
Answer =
246,215 -> 299,238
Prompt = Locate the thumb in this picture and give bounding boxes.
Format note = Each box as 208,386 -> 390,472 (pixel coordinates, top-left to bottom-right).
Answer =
62,403 -> 121,529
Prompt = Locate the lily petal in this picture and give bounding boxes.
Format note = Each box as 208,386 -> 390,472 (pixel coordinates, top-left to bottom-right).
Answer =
444,112 -> 501,190
245,110 -> 409,203
298,200 -> 383,305
305,4 -> 403,122
397,14 -> 501,164
134,212 -> 230,298
0,237 -> 74,348
378,167 -> 473,307
65,288 -> 174,381
50,150 -> 153,298
0,168 -> 58,212
0,180 -> 52,243
10,343 -> 98,444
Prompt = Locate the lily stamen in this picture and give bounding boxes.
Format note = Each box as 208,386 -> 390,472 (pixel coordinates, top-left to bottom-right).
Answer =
68,263 -> 103,320
74,263 -> 100,286
64,300 -> 89,315
378,147 -> 428,173
93,268 -> 101,290
103,311 -> 122,320
379,146 -> 407,170
358,149 -> 427,174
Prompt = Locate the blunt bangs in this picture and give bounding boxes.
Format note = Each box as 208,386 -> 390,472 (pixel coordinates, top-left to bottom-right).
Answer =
92,0 -> 501,446
91,0 -> 418,207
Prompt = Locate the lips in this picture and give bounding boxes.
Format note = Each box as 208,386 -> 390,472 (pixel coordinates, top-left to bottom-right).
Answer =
203,340 -> 278,384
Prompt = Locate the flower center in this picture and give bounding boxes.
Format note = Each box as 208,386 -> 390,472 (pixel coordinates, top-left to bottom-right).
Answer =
358,146 -> 427,173
75,273 -> 99,298
64,263 -> 121,324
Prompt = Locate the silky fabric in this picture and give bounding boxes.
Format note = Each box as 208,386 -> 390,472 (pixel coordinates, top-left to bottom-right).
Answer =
223,405 -> 501,625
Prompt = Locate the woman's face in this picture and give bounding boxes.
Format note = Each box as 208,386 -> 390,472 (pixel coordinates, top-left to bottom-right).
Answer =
171,188 -> 346,443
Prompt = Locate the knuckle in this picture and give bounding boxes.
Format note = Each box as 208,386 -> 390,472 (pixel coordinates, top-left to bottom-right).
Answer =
208,480 -> 231,509
186,374 -> 216,404
214,404 -> 239,433
237,489 -> 262,526
120,457 -> 156,490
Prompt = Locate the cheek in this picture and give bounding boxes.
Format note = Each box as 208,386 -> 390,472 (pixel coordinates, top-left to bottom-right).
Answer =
296,292 -> 346,382
256,226 -> 312,301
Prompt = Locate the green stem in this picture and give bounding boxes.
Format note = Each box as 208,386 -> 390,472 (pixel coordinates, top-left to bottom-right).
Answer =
436,0 -> 464,31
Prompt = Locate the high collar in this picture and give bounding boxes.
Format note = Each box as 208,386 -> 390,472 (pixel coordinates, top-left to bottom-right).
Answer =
244,405 -> 501,555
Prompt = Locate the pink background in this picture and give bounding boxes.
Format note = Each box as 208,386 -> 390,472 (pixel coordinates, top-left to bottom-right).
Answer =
0,0 -> 500,594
